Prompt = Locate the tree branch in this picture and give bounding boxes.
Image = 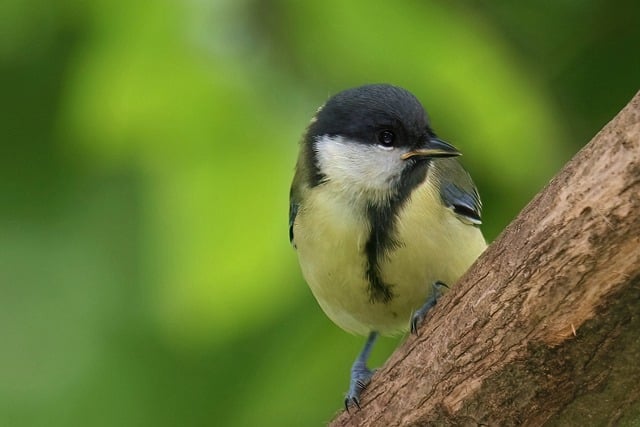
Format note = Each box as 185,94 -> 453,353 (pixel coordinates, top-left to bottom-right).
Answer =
330,91 -> 640,426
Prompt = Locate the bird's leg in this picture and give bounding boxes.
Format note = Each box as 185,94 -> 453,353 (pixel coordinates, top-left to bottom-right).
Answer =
344,331 -> 378,411
411,281 -> 449,334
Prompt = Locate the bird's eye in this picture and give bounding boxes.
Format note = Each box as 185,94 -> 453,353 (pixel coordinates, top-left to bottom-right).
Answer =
377,130 -> 395,146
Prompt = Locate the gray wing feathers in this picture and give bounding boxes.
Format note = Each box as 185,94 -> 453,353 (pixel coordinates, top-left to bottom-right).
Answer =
436,158 -> 482,225
289,201 -> 298,246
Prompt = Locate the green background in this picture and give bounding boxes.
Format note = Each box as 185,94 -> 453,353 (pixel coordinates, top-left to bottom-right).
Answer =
1,1 -> 638,426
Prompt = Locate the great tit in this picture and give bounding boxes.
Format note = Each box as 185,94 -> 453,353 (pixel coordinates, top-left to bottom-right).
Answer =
289,84 -> 487,410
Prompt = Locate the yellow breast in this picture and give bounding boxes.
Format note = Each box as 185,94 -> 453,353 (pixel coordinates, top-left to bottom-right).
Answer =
293,173 -> 486,336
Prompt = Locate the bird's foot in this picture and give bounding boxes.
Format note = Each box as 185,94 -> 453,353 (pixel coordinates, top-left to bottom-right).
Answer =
411,281 -> 449,334
344,363 -> 375,411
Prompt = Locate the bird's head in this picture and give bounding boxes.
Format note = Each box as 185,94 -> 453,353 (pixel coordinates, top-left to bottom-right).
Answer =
301,84 -> 460,203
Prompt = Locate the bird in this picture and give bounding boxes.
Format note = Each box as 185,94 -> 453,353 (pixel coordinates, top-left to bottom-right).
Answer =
288,84 -> 487,410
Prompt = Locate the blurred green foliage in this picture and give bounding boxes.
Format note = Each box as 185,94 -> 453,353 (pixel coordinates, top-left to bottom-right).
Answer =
1,0 -> 638,425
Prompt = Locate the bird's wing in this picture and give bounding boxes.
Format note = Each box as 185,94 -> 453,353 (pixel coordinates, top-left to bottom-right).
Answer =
436,158 -> 482,226
289,171 -> 304,247
289,199 -> 299,246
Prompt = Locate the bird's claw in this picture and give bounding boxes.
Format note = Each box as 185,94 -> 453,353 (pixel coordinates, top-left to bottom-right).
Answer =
344,367 -> 374,412
411,281 -> 449,334
344,390 -> 362,412
410,312 -> 423,335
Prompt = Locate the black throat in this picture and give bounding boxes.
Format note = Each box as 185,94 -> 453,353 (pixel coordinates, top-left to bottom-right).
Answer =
364,159 -> 431,303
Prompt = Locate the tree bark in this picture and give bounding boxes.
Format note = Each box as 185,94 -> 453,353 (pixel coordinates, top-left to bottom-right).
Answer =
330,91 -> 640,427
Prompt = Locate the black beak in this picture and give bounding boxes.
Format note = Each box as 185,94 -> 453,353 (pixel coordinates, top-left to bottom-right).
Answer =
401,137 -> 461,160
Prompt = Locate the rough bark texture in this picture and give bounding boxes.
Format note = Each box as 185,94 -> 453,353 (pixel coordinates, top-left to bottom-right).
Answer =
330,91 -> 640,426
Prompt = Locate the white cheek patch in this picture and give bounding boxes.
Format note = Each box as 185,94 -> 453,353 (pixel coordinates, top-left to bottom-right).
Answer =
315,135 -> 404,199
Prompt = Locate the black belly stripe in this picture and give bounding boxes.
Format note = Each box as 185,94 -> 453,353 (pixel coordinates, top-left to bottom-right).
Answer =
364,159 -> 430,303
365,203 -> 399,303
